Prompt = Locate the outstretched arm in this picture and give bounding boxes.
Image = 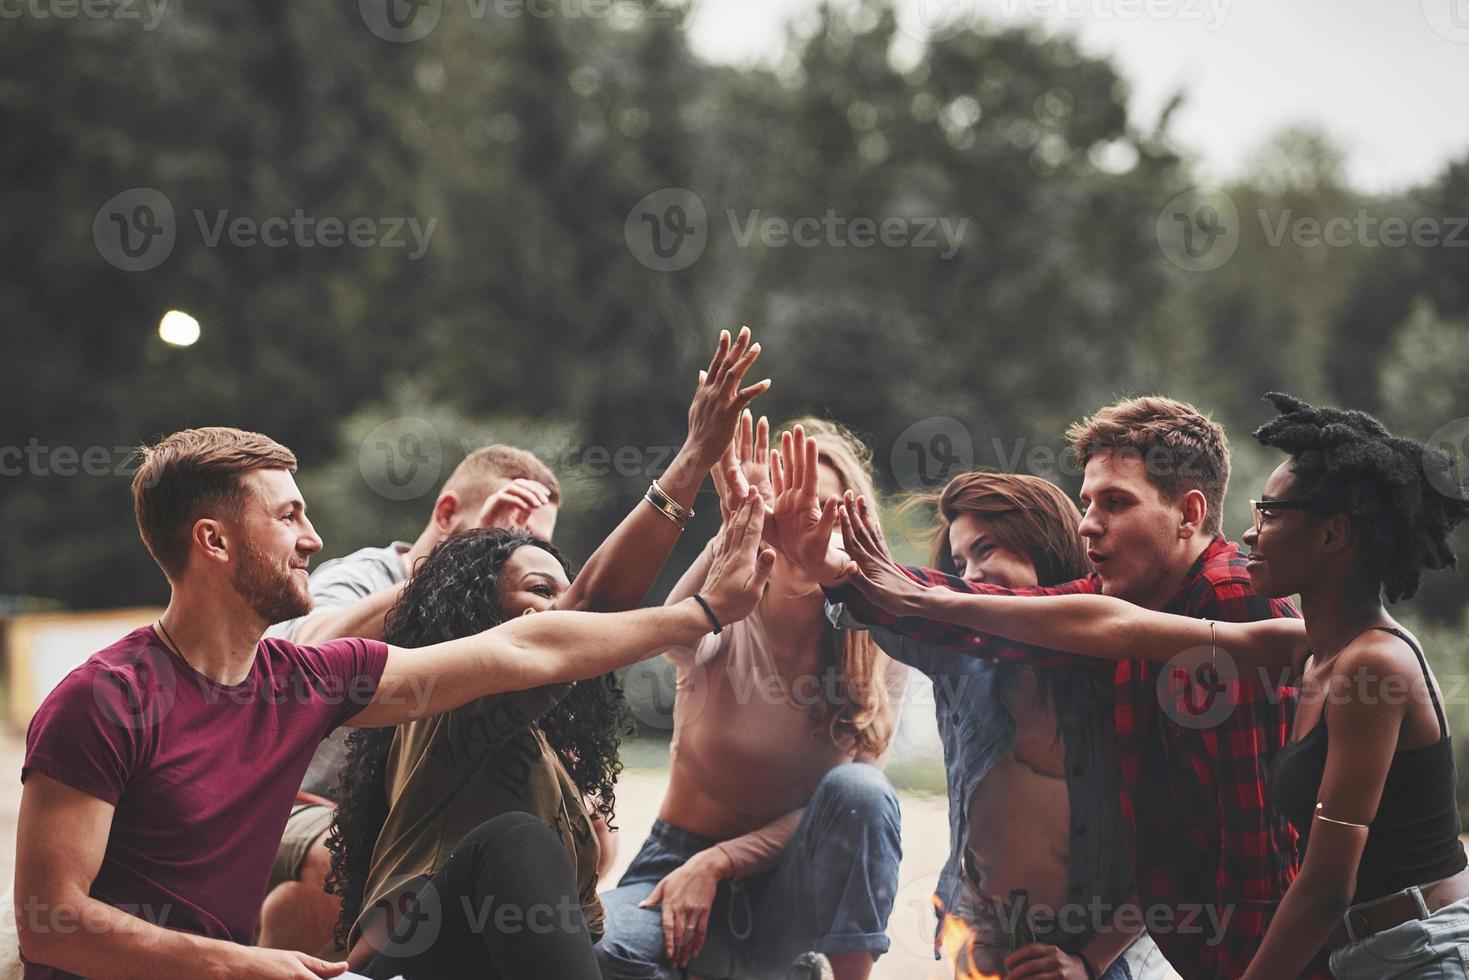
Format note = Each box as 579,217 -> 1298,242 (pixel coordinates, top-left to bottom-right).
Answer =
838,497 -> 1307,672
767,431 -> 1084,664
352,489 -> 776,728
557,326 -> 770,613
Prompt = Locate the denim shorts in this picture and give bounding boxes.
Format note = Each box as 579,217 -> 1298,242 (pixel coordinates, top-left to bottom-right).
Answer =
1329,896 -> 1469,979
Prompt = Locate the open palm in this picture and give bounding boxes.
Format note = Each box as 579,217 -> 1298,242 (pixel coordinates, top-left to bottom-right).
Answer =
769,424 -> 846,587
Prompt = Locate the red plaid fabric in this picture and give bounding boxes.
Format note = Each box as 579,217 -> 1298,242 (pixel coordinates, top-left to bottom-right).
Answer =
831,535 -> 1332,979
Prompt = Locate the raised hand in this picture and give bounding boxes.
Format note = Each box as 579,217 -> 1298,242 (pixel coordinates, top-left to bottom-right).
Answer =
838,492 -> 933,618
676,327 -> 771,489
474,478 -> 554,531
699,487 -> 776,626
768,424 -> 846,587
710,411 -> 774,524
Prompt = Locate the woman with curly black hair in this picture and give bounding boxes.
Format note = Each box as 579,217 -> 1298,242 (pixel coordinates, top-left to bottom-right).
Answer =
1238,393 -> 1469,980
327,525 -> 634,973
830,392 -> 1469,979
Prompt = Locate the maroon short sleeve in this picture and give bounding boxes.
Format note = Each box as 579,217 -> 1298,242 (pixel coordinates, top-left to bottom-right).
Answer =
23,662 -> 143,806
282,636 -> 390,733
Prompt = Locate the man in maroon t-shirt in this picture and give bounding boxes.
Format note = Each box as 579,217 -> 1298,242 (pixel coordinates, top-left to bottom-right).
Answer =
16,333 -> 775,979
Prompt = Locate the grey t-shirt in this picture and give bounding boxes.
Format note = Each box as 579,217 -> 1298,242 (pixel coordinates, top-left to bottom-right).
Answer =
270,542 -> 410,799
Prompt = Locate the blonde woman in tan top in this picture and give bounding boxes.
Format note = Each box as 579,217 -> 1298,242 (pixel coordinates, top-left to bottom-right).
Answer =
597,417 -> 909,980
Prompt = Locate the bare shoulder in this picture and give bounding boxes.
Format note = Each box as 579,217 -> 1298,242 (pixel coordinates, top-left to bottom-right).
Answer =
1327,627 -> 1438,737
1335,626 -> 1424,678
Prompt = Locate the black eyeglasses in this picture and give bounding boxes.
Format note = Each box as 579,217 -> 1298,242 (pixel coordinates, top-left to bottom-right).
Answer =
1250,498 -> 1312,533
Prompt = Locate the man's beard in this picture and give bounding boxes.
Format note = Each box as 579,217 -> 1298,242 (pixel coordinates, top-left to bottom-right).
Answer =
234,540 -> 312,624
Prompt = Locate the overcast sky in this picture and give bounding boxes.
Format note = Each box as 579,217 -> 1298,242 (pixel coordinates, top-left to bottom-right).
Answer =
685,0 -> 1469,194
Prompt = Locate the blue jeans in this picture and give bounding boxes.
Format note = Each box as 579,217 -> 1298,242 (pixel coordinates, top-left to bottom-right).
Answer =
596,763 -> 902,980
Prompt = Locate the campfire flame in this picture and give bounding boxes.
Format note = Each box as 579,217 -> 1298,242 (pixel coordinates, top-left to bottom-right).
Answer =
934,895 -> 1003,980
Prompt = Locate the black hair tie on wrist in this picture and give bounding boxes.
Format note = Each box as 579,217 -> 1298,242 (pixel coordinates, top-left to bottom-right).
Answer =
692,593 -> 723,634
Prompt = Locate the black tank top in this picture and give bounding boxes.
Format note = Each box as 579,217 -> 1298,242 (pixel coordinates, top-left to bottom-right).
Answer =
1267,626 -> 1467,904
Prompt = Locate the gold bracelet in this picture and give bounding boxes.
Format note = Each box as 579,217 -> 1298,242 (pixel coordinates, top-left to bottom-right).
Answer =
1314,802 -> 1369,829
648,479 -> 692,522
644,482 -> 688,529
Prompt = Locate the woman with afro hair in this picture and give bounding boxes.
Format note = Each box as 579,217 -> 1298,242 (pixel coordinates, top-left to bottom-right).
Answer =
831,392 -> 1469,979
326,527 -> 636,976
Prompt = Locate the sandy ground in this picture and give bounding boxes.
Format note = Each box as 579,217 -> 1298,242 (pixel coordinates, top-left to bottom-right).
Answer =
0,733 -> 957,979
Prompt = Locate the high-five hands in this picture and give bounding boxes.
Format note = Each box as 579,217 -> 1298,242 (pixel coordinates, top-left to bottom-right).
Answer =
837,491 -> 933,618
767,423 -> 847,587
698,487 -> 777,626
711,410 -> 784,549
678,327 -> 771,490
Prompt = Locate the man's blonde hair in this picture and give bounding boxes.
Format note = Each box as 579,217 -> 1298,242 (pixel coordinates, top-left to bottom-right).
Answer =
440,445 -> 561,512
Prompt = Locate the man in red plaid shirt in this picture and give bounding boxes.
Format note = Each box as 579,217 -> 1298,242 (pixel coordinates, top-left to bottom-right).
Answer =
772,397 -> 1329,980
